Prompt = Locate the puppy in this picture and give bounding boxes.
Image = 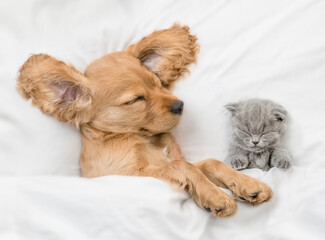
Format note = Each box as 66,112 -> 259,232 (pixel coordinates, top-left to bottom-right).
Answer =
17,24 -> 272,217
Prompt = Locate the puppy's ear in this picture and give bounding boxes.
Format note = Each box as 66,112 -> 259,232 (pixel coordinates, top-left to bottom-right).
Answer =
126,24 -> 199,89
17,54 -> 92,126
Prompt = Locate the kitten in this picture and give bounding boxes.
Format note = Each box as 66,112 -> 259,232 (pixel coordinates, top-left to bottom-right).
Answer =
225,99 -> 291,171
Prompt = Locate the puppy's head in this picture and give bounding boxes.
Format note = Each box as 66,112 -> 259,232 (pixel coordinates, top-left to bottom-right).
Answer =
17,24 -> 199,136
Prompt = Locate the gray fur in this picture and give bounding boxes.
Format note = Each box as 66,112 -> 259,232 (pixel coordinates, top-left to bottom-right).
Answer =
225,99 -> 291,171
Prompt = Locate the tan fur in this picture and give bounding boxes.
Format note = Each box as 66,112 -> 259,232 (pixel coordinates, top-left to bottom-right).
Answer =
17,24 -> 272,217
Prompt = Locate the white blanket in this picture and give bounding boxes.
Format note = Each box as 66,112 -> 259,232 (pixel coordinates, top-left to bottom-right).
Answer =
1,0 -> 325,239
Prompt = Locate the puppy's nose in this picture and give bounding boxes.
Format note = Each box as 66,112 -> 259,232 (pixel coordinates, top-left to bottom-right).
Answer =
170,100 -> 184,115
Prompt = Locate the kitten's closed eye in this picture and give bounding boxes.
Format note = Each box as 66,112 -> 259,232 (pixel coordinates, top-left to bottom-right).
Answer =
260,131 -> 280,146
234,128 -> 251,138
261,131 -> 277,137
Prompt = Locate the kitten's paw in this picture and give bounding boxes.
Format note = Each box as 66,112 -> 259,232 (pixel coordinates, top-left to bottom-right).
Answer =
231,156 -> 249,170
271,149 -> 292,169
272,157 -> 291,169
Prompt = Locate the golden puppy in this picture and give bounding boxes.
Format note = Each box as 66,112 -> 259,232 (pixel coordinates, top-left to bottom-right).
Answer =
17,24 -> 272,217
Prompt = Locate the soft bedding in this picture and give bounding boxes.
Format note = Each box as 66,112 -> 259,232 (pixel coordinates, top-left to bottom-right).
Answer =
1,0 -> 325,239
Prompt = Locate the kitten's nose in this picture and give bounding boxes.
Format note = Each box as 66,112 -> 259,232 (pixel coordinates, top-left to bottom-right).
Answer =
170,100 -> 184,115
252,140 -> 259,145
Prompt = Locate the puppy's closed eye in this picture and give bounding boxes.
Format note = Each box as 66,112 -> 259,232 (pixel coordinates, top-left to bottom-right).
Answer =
124,96 -> 146,105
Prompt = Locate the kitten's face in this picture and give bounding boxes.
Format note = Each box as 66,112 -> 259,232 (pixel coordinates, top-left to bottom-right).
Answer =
226,99 -> 288,153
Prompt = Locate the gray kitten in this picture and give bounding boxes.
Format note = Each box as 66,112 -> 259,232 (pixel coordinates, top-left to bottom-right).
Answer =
225,99 -> 291,171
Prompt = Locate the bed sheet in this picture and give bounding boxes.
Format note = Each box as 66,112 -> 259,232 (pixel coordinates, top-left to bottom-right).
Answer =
1,169 -> 325,240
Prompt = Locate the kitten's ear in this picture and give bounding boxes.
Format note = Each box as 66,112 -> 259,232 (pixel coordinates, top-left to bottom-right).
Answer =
225,103 -> 239,115
126,24 -> 199,89
272,105 -> 287,121
17,54 -> 92,126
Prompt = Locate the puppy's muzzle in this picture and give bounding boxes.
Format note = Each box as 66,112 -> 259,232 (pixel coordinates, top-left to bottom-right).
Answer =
170,100 -> 184,115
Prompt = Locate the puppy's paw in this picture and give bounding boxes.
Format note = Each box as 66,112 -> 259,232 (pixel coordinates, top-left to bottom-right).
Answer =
272,156 -> 291,169
195,185 -> 237,218
230,156 -> 249,170
229,174 -> 273,205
